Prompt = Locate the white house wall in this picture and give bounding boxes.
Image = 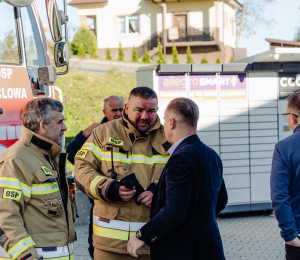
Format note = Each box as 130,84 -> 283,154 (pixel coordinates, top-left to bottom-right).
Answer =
76,0 -> 237,49
78,0 -> 160,49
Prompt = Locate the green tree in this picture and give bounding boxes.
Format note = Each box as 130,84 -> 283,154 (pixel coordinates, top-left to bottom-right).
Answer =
186,46 -> 193,64
157,38 -> 166,64
230,56 -> 234,62
5,30 -> 15,49
201,58 -> 208,64
142,48 -> 151,63
106,47 -> 112,60
172,41 -> 179,64
216,57 -> 221,64
132,46 -> 138,62
77,43 -> 86,58
118,43 -> 124,61
71,28 -> 97,54
91,40 -> 98,58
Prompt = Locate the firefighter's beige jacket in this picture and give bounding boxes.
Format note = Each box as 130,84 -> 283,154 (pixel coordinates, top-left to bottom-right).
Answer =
74,114 -> 170,254
0,126 -> 77,260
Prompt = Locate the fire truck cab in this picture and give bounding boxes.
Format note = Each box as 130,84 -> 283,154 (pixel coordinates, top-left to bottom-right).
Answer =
0,0 -> 70,152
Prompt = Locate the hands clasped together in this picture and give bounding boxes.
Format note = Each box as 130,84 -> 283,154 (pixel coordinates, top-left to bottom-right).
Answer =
119,185 -> 150,257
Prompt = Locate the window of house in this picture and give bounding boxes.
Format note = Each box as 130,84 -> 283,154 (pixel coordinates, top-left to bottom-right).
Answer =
118,16 -> 139,34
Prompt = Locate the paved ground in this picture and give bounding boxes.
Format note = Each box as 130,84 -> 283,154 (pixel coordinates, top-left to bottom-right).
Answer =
74,212 -> 285,260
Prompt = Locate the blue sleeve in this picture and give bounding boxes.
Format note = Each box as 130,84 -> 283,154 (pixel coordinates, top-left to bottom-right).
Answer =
140,154 -> 192,246
271,144 -> 298,242
66,131 -> 88,165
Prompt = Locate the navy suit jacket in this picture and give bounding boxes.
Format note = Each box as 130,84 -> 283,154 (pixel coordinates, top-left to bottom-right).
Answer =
140,134 -> 228,260
271,124 -> 300,242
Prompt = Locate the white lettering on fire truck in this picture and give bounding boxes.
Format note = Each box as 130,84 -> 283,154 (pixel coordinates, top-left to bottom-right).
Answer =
0,68 -> 13,79
0,88 -> 27,99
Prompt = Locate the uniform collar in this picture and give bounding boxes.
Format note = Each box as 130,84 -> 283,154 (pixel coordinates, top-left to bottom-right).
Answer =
121,110 -> 162,138
21,126 -> 62,158
101,117 -> 108,124
294,124 -> 300,134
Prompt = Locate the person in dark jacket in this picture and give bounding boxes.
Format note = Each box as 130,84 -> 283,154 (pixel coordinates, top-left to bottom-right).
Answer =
67,95 -> 124,259
127,97 -> 228,260
271,92 -> 300,260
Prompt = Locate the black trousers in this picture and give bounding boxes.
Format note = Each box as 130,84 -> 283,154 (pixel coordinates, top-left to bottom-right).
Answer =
88,199 -> 94,259
286,244 -> 300,260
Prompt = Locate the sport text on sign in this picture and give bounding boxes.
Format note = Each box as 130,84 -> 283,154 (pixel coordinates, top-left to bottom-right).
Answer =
189,75 -> 217,100
158,75 -> 187,101
220,74 -> 247,100
108,137 -> 124,146
3,188 -> 21,201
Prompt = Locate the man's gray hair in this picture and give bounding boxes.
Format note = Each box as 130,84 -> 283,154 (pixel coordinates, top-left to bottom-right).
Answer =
22,98 -> 63,132
103,95 -> 124,110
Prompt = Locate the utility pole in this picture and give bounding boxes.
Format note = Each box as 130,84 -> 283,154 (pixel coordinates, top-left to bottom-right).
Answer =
161,0 -> 167,55
151,0 -> 167,55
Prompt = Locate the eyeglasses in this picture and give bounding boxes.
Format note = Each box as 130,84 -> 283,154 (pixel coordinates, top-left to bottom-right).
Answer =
282,113 -> 299,120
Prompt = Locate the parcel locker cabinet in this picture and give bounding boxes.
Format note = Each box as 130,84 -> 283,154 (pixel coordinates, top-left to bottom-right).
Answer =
137,54 -> 300,213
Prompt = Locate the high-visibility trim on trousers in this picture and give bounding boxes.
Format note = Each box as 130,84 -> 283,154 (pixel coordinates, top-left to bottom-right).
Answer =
7,236 -> 35,259
93,215 -> 145,241
0,243 -> 74,259
36,243 -> 74,259
0,178 -> 31,198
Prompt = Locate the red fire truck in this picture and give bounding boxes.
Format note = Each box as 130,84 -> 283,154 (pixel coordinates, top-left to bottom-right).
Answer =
0,0 -> 70,153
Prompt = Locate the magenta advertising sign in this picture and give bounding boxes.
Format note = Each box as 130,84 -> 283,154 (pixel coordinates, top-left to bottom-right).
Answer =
189,74 -> 217,100
158,74 -> 187,101
220,74 -> 247,100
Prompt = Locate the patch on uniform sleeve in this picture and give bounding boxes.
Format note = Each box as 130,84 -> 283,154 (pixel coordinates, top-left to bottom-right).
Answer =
41,166 -> 53,176
108,137 -> 124,146
3,189 -> 21,201
75,150 -> 88,159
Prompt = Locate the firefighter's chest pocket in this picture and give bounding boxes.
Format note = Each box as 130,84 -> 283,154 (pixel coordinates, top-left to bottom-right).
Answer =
102,145 -> 131,179
33,168 -> 63,216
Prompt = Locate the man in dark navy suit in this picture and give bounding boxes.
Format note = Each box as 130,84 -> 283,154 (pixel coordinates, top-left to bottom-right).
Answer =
127,97 -> 228,260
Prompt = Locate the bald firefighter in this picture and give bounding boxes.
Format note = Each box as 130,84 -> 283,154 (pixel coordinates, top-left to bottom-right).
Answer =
74,87 -> 170,259
0,98 -> 76,260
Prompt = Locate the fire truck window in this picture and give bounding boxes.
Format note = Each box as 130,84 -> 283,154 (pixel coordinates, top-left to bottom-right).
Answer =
0,1 -> 21,64
21,6 -> 47,83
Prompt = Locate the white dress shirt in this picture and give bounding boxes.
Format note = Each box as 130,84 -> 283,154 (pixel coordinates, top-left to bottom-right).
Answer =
168,134 -> 195,156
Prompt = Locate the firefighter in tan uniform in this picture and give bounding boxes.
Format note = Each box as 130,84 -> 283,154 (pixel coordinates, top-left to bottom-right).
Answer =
74,87 -> 170,259
0,98 -> 77,260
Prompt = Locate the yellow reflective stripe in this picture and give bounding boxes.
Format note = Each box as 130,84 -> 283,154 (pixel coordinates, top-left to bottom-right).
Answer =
8,237 -> 35,259
44,255 -> 74,260
90,176 -> 104,201
93,224 -> 129,241
32,182 -> 59,195
0,178 -> 31,198
129,232 -> 136,238
83,144 -> 130,163
83,143 -> 170,165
